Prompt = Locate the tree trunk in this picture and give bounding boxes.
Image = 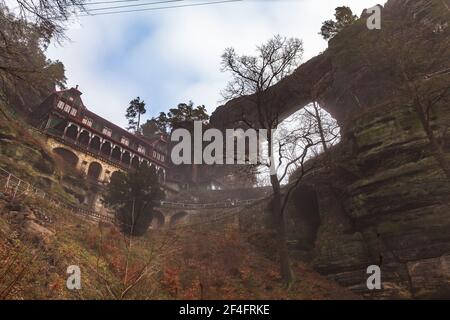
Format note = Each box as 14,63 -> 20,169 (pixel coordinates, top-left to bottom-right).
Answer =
137,112 -> 141,133
270,174 -> 295,287
313,102 -> 328,153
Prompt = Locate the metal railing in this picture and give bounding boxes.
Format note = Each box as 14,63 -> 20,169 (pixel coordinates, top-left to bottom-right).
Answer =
0,166 -> 265,226
0,167 -> 114,223
157,198 -> 261,209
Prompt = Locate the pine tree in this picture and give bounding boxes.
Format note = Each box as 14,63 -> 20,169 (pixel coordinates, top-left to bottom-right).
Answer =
320,6 -> 358,40
126,97 -> 147,133
103,163 -> 164,236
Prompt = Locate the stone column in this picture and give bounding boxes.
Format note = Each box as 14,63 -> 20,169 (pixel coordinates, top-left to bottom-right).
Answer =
62,123 -> 70,138
87,134 -> 93,149
99,139 -> 104,154
109,144 -> 114,159
76,129 -> 82,143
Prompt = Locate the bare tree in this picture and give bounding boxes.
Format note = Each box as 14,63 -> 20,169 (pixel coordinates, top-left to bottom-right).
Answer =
10,0 -> 86,41
221,35 -> 306,287
0,1 -> 83,110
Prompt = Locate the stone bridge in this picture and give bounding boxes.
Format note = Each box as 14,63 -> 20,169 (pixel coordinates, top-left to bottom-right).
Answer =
151,198 -> 260,229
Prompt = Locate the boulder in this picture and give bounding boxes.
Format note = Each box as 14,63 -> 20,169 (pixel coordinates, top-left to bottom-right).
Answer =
407,255 -> 450,299
23,220 -> 55,244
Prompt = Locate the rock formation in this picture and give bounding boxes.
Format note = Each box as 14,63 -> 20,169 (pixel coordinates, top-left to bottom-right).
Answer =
225,0 -> 450,298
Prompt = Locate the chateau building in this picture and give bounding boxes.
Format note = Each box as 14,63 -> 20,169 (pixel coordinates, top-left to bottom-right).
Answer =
30,86 -> 168,184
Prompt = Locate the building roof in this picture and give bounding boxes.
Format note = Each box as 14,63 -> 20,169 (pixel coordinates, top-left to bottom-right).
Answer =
53,87 -> 168,167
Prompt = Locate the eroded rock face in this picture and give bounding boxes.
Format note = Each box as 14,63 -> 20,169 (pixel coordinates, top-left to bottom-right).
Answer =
234,0 -> 450,299
407,255 -> 450,298
308,99 -> 450,299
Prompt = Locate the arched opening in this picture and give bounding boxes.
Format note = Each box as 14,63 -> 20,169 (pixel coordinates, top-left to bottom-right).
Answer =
51,119 -> 68,136
100,141 -> 112,157
121,151 -> 131,166
110,171 -> 122,181
111,146 -> 122,162
89,136 -> 101,153
142,160 -> 149,168
151,211 -> 165,229
257,102 -> 340,185
53,147 -> 79,168
158,168 -> 165,183
290,185 -> 321,250
131,156 -> 140,169
170,211 -> 188,226
87,162 -> 102,180
65,124 -> 78,141
78,130 -> 90,147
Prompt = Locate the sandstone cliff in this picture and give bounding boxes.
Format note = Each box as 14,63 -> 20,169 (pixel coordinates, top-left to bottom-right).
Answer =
231,0 -> 450,299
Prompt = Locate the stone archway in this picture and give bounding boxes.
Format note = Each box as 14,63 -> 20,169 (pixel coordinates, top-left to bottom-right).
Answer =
89,136 -> 101,152
53,147 -> 79,168
100,141 -> 112,157
111,146 -> 122,162
78,130 -> 90,147
170,211 -> 188,226
131,156 -> 140,169
52,119 -> 68,136
65,124 -> 78,141
121,151 -> 131,166
157,168 -> 165,183
87,162 -> 103,180
110,170 -> 121,180
151,210 -> 165,229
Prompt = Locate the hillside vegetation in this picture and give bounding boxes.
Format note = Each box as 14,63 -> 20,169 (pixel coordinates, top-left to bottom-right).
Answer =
0,105 -> 92,206
0,193 -> 358,299
0,105 -> 357,299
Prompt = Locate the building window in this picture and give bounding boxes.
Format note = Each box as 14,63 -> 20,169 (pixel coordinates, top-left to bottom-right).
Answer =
70,108 -> 77,116
82,117 -> 93,127
57,101 -> 65,110
138,145 -> 146,154
64,104 -> 71,113
157,153 -> 161,160
121,137 -> 129,146
102,127 -> 112,137
153,151 -> 157,158
161,155 -> 165,162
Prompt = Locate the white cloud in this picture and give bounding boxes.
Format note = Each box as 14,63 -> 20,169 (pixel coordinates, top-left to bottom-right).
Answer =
46,0 -> 387,127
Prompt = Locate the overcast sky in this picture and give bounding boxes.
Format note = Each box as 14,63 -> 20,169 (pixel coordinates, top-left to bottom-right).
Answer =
46,0 -> 387,128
